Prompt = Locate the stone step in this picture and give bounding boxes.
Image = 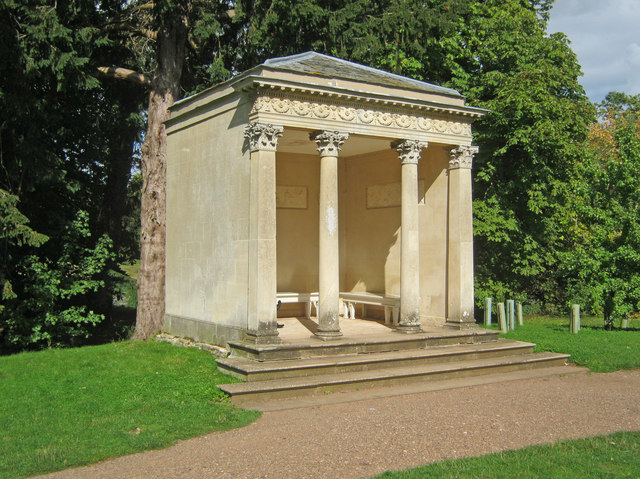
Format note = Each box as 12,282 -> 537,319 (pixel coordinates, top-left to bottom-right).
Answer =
218,339 -> 535,381
241,365 -> 588,412
218,351 -> 570,405
227,329 -> 500,361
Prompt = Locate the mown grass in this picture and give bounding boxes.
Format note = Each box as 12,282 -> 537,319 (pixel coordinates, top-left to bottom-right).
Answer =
119,260 -> 140,281
374,430 -> 640,478
378,315 -> 640,478
0,341 -> 259,479
482,314 -> 640,372
115,261 -> 140,309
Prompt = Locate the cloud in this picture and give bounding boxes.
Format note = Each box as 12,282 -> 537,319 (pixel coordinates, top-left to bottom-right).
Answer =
548,0 -> 640,102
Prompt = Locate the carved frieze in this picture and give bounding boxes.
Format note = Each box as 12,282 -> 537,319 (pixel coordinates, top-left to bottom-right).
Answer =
252,95 -> 472,137
449,145 -> 479,169
244,122 -> 284,151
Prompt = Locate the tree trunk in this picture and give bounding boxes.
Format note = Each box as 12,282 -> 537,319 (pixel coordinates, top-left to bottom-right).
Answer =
133,19 -> 187,339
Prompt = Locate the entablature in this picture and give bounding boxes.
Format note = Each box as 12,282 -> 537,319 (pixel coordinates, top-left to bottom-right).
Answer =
243,79 -> 484,145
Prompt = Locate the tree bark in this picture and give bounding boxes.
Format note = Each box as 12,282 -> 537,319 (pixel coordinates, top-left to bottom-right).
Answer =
97,66 -> 151,87
133,17 -> 187,339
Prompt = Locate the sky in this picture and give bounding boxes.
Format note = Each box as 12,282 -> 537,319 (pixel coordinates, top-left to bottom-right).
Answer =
547,0 -> 640,103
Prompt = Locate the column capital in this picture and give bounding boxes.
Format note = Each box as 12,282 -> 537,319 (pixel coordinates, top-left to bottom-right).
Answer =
391,139 -> 428,165
310,131 -> 349,157
244,122 -> 284,152
449,145 -> 479,169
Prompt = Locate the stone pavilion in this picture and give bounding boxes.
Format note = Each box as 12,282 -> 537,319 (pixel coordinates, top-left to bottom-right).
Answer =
163,52 -> 486,347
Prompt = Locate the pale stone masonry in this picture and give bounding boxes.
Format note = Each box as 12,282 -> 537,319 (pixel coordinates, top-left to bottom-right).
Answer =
163,51 -> 485,346
392,139 -> 428,333
311,130 -> 349,339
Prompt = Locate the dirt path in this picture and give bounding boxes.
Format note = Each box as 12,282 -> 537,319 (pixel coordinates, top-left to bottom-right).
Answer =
38,370 -> 640,479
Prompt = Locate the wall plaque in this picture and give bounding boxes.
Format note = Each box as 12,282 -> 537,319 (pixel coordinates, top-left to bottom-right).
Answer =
367,180 -> 425,209
276,185 -> 307,209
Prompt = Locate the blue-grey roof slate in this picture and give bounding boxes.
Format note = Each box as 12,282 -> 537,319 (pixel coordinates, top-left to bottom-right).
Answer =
262,52 -> 462,98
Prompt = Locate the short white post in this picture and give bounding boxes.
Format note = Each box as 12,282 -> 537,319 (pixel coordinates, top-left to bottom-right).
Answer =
484,297 -> 492,326
498,303 -> 507,333
507,299 -> 515,330
517,302 -> 523,326
570,304 -> 580,334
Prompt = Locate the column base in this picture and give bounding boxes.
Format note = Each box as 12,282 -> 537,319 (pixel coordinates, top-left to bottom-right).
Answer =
313,330 -> 343,341
244,330 -> 281,344
394,324 -> 423,334
444,320 -> 479,331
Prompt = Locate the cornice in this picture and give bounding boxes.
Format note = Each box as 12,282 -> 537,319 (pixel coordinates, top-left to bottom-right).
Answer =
236,76 -> 487,120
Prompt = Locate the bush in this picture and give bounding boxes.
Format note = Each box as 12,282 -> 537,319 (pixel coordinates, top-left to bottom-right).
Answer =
1,211 -> 114,353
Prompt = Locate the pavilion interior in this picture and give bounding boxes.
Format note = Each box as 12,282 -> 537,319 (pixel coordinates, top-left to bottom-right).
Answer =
274,127 -> 449,322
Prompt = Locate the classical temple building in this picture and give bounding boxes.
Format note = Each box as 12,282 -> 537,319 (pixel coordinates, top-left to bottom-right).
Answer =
163,51 -> 486,347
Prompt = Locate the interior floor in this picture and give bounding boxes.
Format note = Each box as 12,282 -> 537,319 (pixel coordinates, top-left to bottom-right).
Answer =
275,316 -> 446,343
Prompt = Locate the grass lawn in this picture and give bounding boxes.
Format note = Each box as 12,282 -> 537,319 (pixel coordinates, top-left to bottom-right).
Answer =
374,430 -> 640,478
0,341 -> 259,479
375,314 -> 640,479
119,260 -> 140,280
483,314 -> 640,372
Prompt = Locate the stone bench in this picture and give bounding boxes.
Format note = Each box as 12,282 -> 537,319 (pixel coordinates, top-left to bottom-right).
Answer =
340,292 -> 400,326
277,292 -> 319,319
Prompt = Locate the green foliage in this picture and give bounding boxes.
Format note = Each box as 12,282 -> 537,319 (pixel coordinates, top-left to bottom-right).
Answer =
0,0 -> 147,351
456,1 -> 595,306
0,341 -> 259,479
375,431 -> 640,478
0,190 -> 48,306
1,211 -> 114,352
561,93 -> 640,325
236,0 -> 468,80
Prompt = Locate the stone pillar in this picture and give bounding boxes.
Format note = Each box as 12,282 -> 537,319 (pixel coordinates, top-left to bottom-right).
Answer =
446,145 -> 479,329
310,130 -> 349,340
392,139 -> 427,333
244,122 -> 283,343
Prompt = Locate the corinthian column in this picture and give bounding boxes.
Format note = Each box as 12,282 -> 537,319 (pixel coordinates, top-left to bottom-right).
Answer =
392,139 -> 427,333
310,130 -> 349,340
244,122 -> 283,343
446,145 -> 479,329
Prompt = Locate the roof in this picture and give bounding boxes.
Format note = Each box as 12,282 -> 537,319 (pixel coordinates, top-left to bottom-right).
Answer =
262,51 -> 462,98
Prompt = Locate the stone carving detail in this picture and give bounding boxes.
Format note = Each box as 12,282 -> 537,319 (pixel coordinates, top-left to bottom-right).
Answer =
391,139 -> 428,165
252,96 -> 472,136
449,145 -> 479,169
244,122 -> 284,151
310,130 -> 349,156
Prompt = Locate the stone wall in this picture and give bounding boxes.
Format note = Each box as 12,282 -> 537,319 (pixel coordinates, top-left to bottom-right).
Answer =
165,95 -> 252,339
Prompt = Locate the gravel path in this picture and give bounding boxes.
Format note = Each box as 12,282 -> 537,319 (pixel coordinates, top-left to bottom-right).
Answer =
38,370 -> 640,479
